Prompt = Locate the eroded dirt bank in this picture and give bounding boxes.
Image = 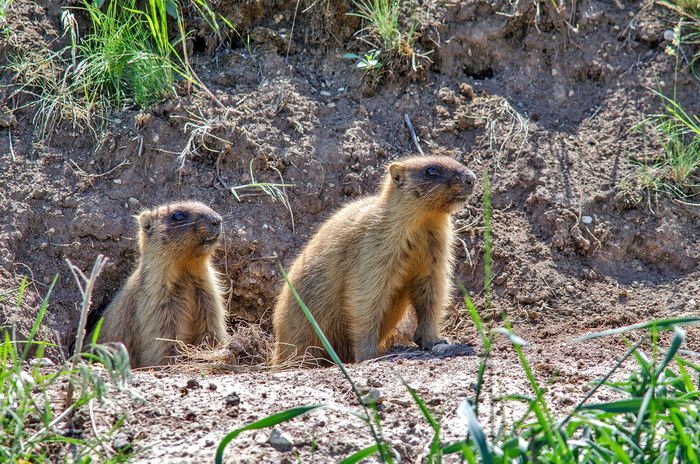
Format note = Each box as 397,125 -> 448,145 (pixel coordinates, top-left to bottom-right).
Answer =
1,0 -> 699,461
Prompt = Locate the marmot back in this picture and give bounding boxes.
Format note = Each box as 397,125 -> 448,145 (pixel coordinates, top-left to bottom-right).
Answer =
97,201 -> 228,368
272,156 -> 476,365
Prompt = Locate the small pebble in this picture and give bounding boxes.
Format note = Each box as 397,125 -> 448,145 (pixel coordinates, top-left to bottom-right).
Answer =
268,428 -> 294,451
225,393 -> 241,407
494,272 -> 509,285
361,85 -> 377,98
186,378 -> 201,389
112,431 -> 134,452
581,215 -> 593,224
360,388 -> 384,405
367,378 -> 384,388
29,358 -> 54,367
320,90 -> 331,97
688,299 -> 698,309
663,29 -> 674,41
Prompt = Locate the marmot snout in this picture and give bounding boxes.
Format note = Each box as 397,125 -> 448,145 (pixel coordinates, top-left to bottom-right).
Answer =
388,157 -> 476,211
138,203 -> 223,256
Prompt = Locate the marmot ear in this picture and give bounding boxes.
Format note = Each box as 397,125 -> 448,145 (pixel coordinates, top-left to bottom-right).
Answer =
388,163 -> 405,187
137,211 -> 153,233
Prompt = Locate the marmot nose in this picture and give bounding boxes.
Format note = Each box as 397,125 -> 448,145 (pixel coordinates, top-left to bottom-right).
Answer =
461,169 -> 477,191
204,215 -> 222,235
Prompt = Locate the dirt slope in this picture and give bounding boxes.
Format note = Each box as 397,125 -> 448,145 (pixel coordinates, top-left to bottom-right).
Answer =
1,0 -> 699,461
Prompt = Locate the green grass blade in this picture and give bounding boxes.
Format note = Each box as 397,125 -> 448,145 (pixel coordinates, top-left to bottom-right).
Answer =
599,433 -> 632,464
215,404 -> 331,464
403,380 -> 441,461
580,398 -> 645,413
279,265 -> 345,370
494,328 -> 529,346
560,336 -> 646,430
574,317 -> 700,342
580,397 -> 685,413
21,275 -> 58,361
458,399 -> 492,464
461,288 -> 489,349
16,276 -> 28,306
655,325 -> 685,376
90,317 -> 105,345
481,169 -> 493,309
441,439 -> 468,455
279,265 -> 390,462
339,444 -> 386,464
669,409 -> 698,463
403,380 -> 440,432
633,387 -> 654,434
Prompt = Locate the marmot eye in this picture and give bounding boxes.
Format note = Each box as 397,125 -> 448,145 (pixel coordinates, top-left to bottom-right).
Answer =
424,167 -> 440,177
171,212 -> 186,221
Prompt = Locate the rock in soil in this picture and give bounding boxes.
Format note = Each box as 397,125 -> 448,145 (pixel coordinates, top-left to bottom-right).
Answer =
268,427 -> 294,451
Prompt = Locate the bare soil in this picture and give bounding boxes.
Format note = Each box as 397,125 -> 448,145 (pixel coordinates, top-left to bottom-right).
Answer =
1,0 -> 699,462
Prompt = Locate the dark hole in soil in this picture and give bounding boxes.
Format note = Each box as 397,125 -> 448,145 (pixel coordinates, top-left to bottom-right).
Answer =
464,66 -> 494,80
193,36 -> 207,54
634,34 -> 660,49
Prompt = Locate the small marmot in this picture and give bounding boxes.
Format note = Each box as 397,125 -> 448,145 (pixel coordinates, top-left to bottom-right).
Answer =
97,201 -> 228,368
272,156 -> 476,365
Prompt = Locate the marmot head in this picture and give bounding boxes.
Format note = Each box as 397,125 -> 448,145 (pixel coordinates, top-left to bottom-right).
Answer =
384,156 -> 477,212
136,201 -> 222,259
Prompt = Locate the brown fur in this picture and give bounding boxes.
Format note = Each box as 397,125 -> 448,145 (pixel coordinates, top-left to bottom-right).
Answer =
97,201 -> 228,368
272,156 -> 476,365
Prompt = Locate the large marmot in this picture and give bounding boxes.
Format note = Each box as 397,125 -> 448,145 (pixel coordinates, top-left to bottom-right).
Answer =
273,156 -> 476,365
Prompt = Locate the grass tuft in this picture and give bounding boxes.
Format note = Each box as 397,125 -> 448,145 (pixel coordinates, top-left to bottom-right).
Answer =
1,265 -> 136,462
0,0 -> 12,27
75,0 -> 180,109
7,0 -> 223,139
658,0 -> 700,71
629,19 -> 700,204
348,0 -> 430,73
230,159 -> 296,233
